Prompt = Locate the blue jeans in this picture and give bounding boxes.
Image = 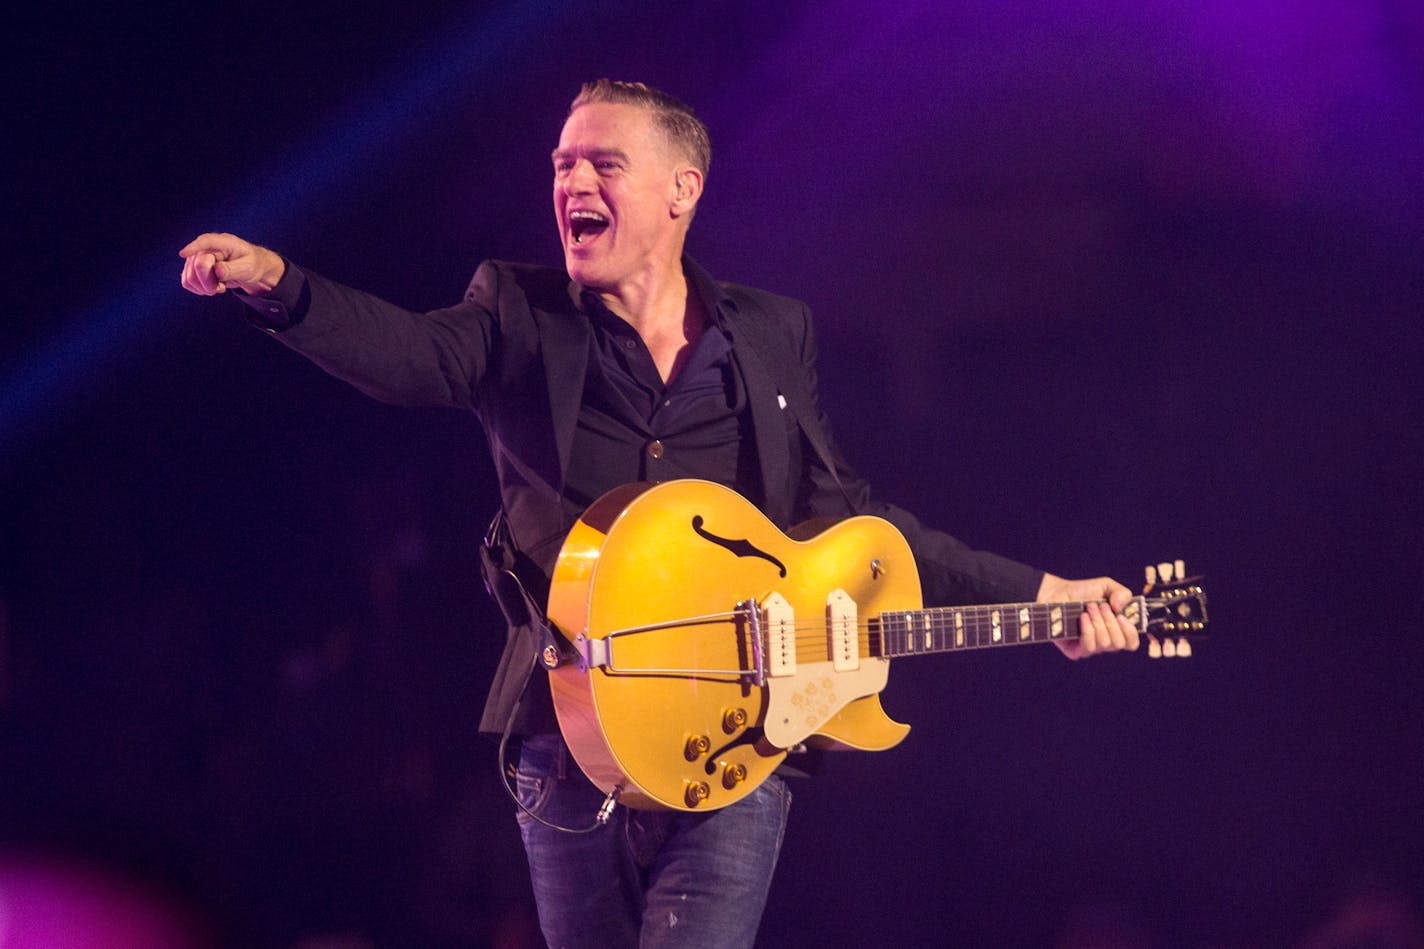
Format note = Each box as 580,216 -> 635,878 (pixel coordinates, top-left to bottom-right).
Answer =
514,734 -> 792,948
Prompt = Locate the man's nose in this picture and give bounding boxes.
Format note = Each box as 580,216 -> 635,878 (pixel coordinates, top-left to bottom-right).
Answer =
563,160 -> 597,194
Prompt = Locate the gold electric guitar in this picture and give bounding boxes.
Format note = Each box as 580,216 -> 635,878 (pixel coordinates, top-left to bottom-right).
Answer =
545,480 -> 1207,812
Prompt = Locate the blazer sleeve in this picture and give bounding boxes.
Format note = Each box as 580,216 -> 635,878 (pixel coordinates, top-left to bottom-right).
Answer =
253,260 -> 504,411
786,301 -> 1045,607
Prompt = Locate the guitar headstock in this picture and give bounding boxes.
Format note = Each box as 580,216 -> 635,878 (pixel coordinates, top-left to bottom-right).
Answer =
1125,559 -> 1208,658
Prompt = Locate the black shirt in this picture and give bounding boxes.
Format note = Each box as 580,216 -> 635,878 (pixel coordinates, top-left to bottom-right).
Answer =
563,283 -> 758,513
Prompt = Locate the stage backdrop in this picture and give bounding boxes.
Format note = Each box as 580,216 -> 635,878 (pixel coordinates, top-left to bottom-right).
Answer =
4,2 -> 1422,946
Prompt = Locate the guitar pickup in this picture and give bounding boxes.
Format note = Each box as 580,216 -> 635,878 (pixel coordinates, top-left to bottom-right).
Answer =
762,592 -> 796,678
826,588 -> 859,671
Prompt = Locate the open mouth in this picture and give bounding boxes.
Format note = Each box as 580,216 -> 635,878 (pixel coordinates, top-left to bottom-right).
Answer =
569,209 -> 609,245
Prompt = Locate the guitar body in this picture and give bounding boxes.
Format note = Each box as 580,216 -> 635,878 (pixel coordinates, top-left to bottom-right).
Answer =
547,480 -> 922,811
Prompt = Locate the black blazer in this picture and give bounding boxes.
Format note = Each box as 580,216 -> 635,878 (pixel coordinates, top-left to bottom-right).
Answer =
262,258 -> 1043,733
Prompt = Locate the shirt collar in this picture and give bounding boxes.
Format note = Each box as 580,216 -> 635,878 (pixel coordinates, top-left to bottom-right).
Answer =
571,255 -> 735,332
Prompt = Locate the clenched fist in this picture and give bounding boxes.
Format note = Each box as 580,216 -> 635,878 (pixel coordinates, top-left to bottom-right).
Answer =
179,233 -> 285,296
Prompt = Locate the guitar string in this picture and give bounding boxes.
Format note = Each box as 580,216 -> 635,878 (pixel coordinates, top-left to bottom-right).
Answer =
604,603 -> 1104,638
598,594 -> 1168,638
601,614 -> 1090,660
589,603 -> 1193,673
596,597 -> 1176,662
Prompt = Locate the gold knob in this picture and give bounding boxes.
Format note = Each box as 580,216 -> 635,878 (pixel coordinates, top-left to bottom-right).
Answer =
684,734 -> 711,761
722,708 -> 748,733
684,781 -> 711,807
722,763 -> 748,789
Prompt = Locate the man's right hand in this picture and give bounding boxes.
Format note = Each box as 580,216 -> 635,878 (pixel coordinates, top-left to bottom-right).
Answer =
179,233 -> 285,296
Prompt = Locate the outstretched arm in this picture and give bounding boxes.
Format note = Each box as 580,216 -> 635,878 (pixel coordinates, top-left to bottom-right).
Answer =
1037,572 -> 1140,659
180,232 -> 285,296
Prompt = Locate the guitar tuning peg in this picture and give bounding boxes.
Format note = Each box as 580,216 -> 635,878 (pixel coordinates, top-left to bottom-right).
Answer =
1147,635 -> 1162,659
1163,638 -> 1178,658
1174,559 -> 1185,579
1158,561 -> 1176,582
1176,638 -> 1192,658
1145,564 -> 1157,591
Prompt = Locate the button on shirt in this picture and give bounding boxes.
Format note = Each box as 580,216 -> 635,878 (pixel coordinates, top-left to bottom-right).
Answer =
561,288 -> 758,514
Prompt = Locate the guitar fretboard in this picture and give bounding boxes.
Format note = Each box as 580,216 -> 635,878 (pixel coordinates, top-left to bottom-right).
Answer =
875,600 -> 1109,657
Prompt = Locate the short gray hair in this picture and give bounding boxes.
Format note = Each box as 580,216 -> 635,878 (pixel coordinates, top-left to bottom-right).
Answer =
569,80 -> 711,178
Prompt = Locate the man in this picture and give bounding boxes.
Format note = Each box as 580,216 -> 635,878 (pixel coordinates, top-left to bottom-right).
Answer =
180,80 -> 1139,948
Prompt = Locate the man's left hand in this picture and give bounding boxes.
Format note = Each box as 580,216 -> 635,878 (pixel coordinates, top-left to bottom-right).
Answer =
1037,573 -> 1140,659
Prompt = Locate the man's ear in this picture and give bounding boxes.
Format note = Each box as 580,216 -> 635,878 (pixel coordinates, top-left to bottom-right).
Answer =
671,165 -> 704,217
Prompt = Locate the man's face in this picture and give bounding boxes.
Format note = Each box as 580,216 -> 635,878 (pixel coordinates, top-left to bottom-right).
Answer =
552,102 -> 686,291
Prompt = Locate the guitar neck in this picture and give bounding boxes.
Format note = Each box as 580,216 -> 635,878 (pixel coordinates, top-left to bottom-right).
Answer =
875,599 -> 1129,657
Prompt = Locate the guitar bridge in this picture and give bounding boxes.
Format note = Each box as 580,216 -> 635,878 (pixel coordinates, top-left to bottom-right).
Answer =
743,597 -> 765,686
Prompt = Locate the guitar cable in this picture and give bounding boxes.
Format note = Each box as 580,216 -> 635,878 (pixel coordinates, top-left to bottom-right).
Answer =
497,656 -> 618,834
482,509 -> 618,833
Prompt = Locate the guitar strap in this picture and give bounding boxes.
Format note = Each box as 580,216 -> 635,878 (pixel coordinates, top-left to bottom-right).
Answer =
479,507 -> 563,665
781,390 -> 859,516
727,303 -> 860,517
483,508 -> 616,831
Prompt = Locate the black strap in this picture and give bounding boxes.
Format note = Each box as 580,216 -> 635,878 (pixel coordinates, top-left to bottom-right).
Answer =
724,295 -> 860,517
778,391 -> 859,516
479,509 -> 566,667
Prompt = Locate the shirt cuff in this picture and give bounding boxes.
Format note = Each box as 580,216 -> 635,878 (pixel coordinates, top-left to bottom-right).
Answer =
235,259 -> 309,333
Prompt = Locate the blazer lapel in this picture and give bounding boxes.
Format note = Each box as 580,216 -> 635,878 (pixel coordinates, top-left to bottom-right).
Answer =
723,313 -> 794,528
537,283 -> 594,484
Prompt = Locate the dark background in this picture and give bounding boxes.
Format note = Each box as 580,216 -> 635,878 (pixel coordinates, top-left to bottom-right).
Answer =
3,2 -> 1422,946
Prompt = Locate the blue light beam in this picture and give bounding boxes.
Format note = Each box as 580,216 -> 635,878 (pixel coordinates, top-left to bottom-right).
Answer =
1,1 -> 561,458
